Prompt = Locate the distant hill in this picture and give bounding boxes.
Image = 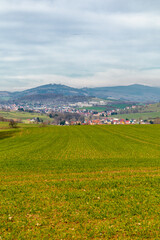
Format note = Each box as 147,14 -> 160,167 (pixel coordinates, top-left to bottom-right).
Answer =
0,84 -> 160,102
82,84 -> 160,102
12,84 -> 86,98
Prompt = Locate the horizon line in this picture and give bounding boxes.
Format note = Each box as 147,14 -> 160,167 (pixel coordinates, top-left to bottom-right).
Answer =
1,83 -> 158,93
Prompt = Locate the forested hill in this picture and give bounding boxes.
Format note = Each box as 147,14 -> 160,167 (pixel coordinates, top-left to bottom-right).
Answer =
0,84 -> 160,102
82,84 -> 160,102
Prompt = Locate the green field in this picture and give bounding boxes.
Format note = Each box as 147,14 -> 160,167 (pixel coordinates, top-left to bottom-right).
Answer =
79,106 -> 107,112
116,111 -> 160,120
0,124 -> 160,239
117,103 -> 160,120
134,103 -> 160,113
0,111 -> 50,122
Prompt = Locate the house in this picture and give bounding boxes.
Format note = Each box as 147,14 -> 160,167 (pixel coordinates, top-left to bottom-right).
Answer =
65,121 -> 70,125
92,119 -> 101,125
120,119 -> 125,124
125,120 -> 130,124
112,120 -> 118,125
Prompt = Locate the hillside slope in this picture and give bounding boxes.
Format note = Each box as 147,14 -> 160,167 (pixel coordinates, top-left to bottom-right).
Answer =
83,84 -> 160,101
0,84 -> 160,102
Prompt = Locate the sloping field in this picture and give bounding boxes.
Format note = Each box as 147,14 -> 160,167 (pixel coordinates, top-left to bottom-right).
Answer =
116,111 -> 160,120
0,125 -> 160,239
0,111 -> 50,122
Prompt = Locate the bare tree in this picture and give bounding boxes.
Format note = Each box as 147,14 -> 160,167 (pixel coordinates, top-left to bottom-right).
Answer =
9,120 -> 18,128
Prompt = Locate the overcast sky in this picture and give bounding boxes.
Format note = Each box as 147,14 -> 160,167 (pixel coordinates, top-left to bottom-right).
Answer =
1,0 -> 160,91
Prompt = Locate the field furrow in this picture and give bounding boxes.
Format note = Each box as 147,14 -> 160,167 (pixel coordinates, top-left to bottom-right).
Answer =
0,124 -> 160,239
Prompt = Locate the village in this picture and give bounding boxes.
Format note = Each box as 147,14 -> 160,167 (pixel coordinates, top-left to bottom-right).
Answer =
0,101 -> 151,125
59,118 -> 147,126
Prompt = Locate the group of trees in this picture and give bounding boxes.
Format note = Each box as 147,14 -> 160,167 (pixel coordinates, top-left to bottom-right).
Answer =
0,116 -> 7,122
153,118 -> 160,124
48,112 -> 85,125
0,116 -> 18,128
119,108 -> 139,114
9,120 -> 18,128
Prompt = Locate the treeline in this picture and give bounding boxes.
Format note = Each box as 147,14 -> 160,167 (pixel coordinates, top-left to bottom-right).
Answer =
48,112 -> 85,125
118,103 -> 160,115
12,94 -> 91,106
0,116 -> 19,128
0,116 -> 16,122
152,118 -> 160,124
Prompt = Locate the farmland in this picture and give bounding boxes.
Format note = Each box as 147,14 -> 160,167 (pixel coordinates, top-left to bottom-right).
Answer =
0,111 -> 50,123
79,106 -> 107,112
116,103 -> 160,120
0,124 -> 160,239
116,111 -> 160,120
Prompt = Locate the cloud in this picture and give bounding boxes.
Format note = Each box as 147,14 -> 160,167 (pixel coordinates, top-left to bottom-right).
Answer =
0,0 -> 160,90
3,67 -> 160,91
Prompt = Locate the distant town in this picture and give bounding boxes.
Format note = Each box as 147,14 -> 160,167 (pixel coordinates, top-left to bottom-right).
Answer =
1,84 -> 160,126
0,99 -> 159,126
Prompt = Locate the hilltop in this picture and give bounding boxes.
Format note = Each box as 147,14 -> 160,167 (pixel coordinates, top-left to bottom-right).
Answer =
0,83 -> 160,102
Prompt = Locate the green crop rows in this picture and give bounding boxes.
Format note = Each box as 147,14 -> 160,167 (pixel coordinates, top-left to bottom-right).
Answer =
0,124 -> 160,239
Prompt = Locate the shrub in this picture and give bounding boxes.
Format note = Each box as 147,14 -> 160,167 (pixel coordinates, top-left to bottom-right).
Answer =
9,120 -> 18,128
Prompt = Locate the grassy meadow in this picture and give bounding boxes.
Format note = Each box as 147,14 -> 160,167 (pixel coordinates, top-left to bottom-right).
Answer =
116,111 -> 160,120
0,124 -> 160,239
0,111 -> 50,123
116,103 -> 160,120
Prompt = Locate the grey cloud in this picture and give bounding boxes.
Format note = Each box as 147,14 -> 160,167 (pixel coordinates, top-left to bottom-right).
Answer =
0,0 -> 160,90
